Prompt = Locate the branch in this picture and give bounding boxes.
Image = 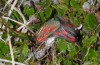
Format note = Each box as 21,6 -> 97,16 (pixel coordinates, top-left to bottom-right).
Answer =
3,0 -> 13,10
7,34 -> 15,65
8,0 -> 18,16
2,16 -> 23,25
13,7 -> 27,24
0,58 -> 25,65
18,0 -> 24,8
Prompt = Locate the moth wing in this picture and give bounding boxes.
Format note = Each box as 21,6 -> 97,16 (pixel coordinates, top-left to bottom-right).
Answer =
36,20 -> 60,42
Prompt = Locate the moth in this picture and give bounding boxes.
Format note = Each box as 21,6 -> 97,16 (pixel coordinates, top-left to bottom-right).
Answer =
36,15 -> 82,43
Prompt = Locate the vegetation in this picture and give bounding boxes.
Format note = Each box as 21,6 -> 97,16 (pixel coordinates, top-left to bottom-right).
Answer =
0,0 -> 100,65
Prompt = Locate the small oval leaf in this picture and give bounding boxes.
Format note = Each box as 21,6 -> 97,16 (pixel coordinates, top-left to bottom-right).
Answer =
84,13 -> 96,31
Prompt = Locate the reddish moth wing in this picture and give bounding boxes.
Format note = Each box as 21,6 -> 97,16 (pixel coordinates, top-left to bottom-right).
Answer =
36,19 -> 60,43
56,15 -> 81,43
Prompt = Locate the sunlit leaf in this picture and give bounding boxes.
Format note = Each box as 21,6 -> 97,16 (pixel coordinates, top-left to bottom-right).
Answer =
77,8 -> 84,16
21,44 -> 29,58
52,4 -> 68,16
52,4 -> 68,11
73,17 -> 81,26
56,38 -> 68,53
39,11 -> 46,22
64,0 -> 70,7
82,35 -> 97,47
44,7 -> 52,19
84,14 -> 96,31
56,8 -> 65,16
23,5 -> 35,16
70,0 -> 78,8
86,49 -> 97,61
89,35 -> 97,44
67,43 -> 76,59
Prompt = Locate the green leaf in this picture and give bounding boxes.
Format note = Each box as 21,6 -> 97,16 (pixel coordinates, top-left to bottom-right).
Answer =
77,8 -> 84,16
97,0 -> 100,3
44,7 -> 52,19
0,51 -> 3,58
56,38 -> 68,53
33,23 -> 41,31
84,14 -> 96,31
82,35 -> 97,47
8,11 -> 22,27
87,49 -> 97,60
97,52 -> 100,63
11,11 -> 22,22
58,56 -> 72,65
52,4 -> 68,12
1,34 -> 7,39
70,0 -> 78,8
64,0 -> 70,7
82,35 -> 89,47
39,11 -> 44,18
45,0 -> 51,7
63,59 -> 72,65
52,4 -> 68,16
73,17 -> 81,26
89,35 -> 97,44
67,43 -> 76,59
0,40 -> 9,55
23,5 -> 35,16
5,55 -> 12,60
57,4 -> 68,11
56,8 -> 65,16
57,56 -> 63,64
39,11 -> 46,22
21,44 -> 29,58
13,31 -> 29,40
38,0 -> 46,7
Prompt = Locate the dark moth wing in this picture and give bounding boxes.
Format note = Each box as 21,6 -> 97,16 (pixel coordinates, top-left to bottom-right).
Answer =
36,19 -> 60,43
